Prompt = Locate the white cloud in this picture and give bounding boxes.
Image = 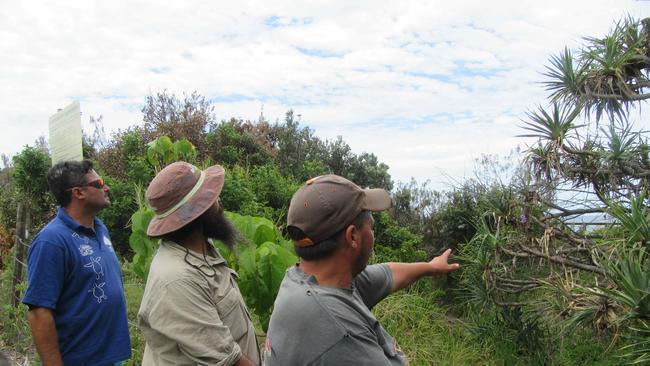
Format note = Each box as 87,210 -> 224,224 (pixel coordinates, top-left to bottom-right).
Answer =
1,0 -> 648,190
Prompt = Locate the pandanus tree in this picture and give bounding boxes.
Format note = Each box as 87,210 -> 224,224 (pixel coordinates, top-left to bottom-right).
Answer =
458,16 -> 650,363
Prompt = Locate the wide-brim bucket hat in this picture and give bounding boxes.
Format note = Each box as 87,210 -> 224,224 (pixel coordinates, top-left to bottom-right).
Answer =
146,162 -> 225,237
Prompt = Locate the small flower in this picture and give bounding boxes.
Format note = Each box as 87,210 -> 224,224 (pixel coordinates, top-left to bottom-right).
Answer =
519,214 -> 528,224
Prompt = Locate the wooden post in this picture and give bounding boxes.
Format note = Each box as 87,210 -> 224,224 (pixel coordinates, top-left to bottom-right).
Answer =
11,201 -> 29,308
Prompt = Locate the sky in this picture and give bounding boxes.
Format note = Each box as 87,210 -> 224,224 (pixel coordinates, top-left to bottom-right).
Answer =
1,0 -> 649,190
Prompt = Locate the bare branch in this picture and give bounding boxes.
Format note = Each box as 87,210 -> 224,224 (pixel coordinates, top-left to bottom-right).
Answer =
532,215 -> 593,247
545,207 -> 607,219
589,92 -> 650,101
499,247 -> 532,258
518,244 -> 606,275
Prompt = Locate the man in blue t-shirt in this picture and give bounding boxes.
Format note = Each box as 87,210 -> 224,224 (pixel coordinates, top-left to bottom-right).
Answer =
22,160 -> 131,366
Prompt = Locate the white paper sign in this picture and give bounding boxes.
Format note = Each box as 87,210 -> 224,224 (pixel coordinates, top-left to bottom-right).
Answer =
49,101 -> 83,164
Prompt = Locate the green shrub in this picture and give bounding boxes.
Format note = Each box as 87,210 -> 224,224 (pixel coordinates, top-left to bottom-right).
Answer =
98,177 -> 138,257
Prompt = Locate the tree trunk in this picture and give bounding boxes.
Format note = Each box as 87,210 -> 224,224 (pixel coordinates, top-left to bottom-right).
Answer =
11,202 -> 30,308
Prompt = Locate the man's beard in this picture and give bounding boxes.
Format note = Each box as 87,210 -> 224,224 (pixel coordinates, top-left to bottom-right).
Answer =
200,205 -> 239,249
352,242 -> 372,277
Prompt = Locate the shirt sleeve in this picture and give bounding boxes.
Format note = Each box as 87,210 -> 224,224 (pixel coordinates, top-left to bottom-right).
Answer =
22,239 -> 67,309
142,277 -> 242,366
353,264 -> 393,309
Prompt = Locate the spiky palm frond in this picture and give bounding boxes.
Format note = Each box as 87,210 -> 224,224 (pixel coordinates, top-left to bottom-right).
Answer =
454,270 -> 493,310
602,121 -> 640,163
542,17 -> 650,122
454,215 -> 504,308
608,192 -> 650,247
581,17 -> 650,122
518,102 -> 584,146
524,142 -> 558,182
602,248 -> 650,321
564,286 -> 620,335
543,47 -> 587,104
585,36 -> 637,79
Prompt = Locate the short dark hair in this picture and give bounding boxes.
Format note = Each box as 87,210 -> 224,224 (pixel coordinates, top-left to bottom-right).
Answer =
47,160 -> 94,207
290,211 -> 371,261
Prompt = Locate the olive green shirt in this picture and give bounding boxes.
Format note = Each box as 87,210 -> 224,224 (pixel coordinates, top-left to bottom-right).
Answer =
138,241 -> 260,366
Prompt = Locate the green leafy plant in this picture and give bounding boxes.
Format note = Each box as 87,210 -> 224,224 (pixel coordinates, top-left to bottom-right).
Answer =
214,212 -> 297,331
146,136 -> 197,173
128,205 -> 158,280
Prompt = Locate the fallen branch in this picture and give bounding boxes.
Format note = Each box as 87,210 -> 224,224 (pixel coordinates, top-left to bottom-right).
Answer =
495,276 -> 539,285
499,247 -> 531,258
518,244 -> 606,275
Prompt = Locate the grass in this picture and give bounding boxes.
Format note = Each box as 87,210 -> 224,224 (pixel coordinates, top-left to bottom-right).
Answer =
374,281 -> 495,365
0,245 -> 35,360
123,279 -> 145,365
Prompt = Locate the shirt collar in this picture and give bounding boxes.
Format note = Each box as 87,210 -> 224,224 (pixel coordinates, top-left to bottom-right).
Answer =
56,207 -> 102,236
291,265 -> 321,285
161,240 -> 226,268
291,265 -> 355,293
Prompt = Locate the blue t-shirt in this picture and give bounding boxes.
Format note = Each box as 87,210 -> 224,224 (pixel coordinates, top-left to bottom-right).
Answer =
23,208 -> 131,366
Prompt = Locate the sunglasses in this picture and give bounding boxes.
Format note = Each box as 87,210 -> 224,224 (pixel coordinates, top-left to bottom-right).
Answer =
67,178 -> 106,191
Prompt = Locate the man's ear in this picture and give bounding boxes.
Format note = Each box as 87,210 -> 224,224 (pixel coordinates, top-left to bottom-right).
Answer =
70,187 -> 85,201
344,224 -> 360,249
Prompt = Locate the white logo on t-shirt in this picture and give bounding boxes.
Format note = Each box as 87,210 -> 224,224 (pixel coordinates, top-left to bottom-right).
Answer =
79,244 -> 94,256
103,236 -> 114,252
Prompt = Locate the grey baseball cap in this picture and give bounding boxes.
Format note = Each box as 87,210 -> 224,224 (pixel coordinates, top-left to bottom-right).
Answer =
287,174 -> 391,247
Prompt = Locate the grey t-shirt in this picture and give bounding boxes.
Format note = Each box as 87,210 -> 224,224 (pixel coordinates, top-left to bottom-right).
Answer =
264,264 -> 407,366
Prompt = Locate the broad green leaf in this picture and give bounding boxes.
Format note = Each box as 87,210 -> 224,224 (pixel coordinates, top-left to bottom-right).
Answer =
174,139 -> 196,159
276,244 -> 298,267
146,148 -> 158,168
129,231 -> 149,255
257,242 -> 288,303
212,240 -> 235,269
131,208 -> 155,233
238,246 -> 257,277
253,223 -> 276,246
157,136 -> 173,150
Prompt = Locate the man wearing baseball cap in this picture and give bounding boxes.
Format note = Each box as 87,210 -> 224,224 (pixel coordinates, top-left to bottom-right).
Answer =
264,175 -> 459,365
137,162 -> 260,366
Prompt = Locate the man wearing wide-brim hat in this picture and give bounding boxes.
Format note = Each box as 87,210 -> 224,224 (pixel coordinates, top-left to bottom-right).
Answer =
137,162 -> 260,366
264,175 -> 460,365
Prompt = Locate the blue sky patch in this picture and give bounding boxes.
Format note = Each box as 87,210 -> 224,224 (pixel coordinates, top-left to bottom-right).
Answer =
149,67 -> 171,74
295,47 -> 345,58
265,15 -> 313,28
